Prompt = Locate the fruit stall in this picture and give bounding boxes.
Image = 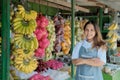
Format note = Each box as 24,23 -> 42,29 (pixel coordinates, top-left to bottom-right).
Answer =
0,0 -> 120,80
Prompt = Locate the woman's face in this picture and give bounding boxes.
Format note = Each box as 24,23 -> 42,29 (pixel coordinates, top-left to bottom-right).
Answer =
84,24 -> 96,42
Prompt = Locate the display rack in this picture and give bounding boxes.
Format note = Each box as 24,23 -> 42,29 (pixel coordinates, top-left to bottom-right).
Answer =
0,0 -> 10,80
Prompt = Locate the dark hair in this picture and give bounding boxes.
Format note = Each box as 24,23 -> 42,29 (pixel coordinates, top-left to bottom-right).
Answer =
83,21 -> 106,49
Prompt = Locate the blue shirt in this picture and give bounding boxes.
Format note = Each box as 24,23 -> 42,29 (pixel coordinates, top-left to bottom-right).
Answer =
72,40 -> 106,63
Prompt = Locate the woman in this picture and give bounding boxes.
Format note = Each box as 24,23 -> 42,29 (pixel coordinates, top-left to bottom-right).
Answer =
72,21 -> 107,80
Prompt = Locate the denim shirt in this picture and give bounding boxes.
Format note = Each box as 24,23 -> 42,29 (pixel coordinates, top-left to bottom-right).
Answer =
72,40 -> 106,63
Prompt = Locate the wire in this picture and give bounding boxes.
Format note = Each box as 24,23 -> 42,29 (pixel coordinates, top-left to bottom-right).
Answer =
38,0 -> 41,13
45,0 -> 48,16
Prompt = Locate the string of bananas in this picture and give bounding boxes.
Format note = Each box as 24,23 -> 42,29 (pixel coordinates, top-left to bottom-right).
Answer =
107,31 -> 114,37
108,23 -> 119,30
109,42 -> 117,50
17,5 -> 37,21
12,16 -> 37,34
13,34 -> 38,50
106,22 -> 120,50
107,32 -> 120,43
14,55 -> 38,73
12,48 -> 35,59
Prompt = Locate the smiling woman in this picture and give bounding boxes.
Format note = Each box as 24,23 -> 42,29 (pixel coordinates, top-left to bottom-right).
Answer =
72,21 -> 107,80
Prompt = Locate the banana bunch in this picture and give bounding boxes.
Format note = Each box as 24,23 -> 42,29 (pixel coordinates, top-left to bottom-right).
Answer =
13,34 -> 38,50
75,20 -> 84,44
107,32 -> 119,43
109,42 -> 117,50
17,5 -> 37,21
79,19 -> 88,30
108,23 -> 119,30
12,48 -> 35,59
107,31 -> 114,37
14,55 -> 38,73
106,22 -> 120,50
12,16 -> 37,34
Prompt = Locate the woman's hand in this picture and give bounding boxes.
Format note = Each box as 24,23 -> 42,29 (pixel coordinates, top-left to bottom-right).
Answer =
85,58 -> 105,67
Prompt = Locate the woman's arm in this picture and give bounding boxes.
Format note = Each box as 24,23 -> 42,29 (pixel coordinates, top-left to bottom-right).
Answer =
72,58 -> 105,67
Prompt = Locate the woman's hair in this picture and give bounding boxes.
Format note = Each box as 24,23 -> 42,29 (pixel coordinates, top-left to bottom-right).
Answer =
83,21 -> 107,49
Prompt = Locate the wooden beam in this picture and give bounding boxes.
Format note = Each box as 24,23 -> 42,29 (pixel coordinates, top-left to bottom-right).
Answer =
76,0 -> 105,7
109,0 -> 120,1
76,1 -> 96,6
28,0 -> 71,11
47,0 -> 90,13
87,0 -> 97,2
96,3 -> 105,8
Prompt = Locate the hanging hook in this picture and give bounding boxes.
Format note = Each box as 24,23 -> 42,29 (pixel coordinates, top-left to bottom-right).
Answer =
45,0 -> 48,17
31,0 -> 35,10
38,0 -> 41,13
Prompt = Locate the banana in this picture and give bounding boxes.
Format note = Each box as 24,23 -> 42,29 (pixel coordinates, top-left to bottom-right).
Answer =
13,21 -> 21,27
106,31 -> 114,37
12,17 -> 23,23
108,23 -> 119,30
110,42 -> 117,50
107,33 -> 119,43
33,37 -> 38,50
17,5 -> 25,12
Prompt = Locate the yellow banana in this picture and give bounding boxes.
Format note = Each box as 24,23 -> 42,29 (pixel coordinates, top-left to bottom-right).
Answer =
13,17 -> 23,23
107,31 -> 114,37
110,43 -> 117,50
108,23 -> 118,30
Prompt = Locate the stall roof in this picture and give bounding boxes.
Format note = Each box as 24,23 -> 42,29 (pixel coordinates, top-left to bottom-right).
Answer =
28,0 -> 120,12
75,0 -> 120,11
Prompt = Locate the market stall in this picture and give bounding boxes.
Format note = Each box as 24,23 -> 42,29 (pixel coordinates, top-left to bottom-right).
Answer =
0,0 -> 120,80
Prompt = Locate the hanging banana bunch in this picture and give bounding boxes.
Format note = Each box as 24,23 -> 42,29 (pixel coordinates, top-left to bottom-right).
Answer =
12,15 -> 37,34
106,22 -> 120,50
13,34 -> 38,50
107,32 -> 120,43
108,23 -> 119,30
75,19 -> 88,44
79,19 -> 88,30
17,5 -> 37,21
14,55 -> 38,73
12,48 -> 35,59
